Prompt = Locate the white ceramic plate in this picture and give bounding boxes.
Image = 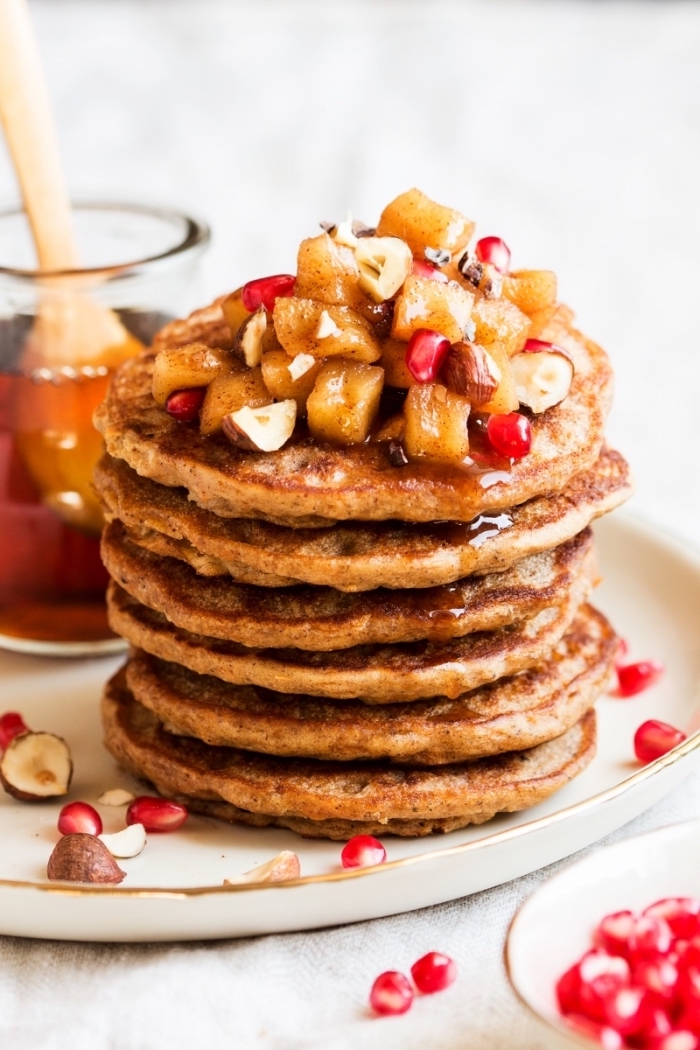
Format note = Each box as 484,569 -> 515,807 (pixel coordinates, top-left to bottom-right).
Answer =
506,818 -> 700,1048
1,512 -> 699,943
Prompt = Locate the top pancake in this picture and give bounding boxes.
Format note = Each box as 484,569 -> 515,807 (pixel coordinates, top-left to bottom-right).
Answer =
94,301 -> 614,525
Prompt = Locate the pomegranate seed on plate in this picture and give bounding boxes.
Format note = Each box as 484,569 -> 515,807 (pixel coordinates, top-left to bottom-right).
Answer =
486,412 -> 532,459
369,971 -> 413,1016
241,274 -> 296,312
57,802 -> 103,836
475,236 -> 511,274
617,660 -> 665,697
405,329 -> 451,384
340,835 -> 387,869
410,952 -> 457,994
645,900 -> 700,941
165,388 -> 206,423
411,258 -> 449,283
594,911 -> 636,957
564,1013 -> 623,1049
126,796 -> 188,833
634,720 -> 687,763
0,712 -> 28,751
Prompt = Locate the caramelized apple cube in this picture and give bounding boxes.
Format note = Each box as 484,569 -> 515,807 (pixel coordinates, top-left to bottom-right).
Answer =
221,289 -> 250,338
502,270 -> 557,316
380,338 -> 414,389
261,349 -> 322,415
377,188 -> 475,258
403,384 -> 470,465
306,359 -> 384,445
273,298 -> 381,362
391,276 -> 474,344
472,298 -> 531,357
471,343 -> 519,414
151,343 -> 232,407
294,233 -> 366,309
199,366 -> 271,436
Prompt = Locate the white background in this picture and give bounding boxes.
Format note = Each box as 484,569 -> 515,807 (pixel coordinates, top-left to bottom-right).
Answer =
0,2 -> 699,1047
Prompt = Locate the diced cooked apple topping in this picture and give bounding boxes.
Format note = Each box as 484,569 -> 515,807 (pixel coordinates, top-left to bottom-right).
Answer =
273,297 -> 381,362
376,188 -> 474,258
403,383 -> 471,465
391,276 -> 474,344
151,343 -> 232,407
152,189 -> 572,460
306,359 -> 384,444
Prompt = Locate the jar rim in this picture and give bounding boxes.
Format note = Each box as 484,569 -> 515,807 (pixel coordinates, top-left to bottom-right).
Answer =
0,201 -> 211,280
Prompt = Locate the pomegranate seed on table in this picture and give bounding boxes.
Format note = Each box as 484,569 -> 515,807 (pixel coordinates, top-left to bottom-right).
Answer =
0,712 -> 28,750
57,802 -> 103,836
475,236 -> 511,273
241,274 -> 296,312
594,911 -> 636,957
634,720 -> 687,763
645,900 -> 700,941
126,796 -> 188,833
486,412 -> 532,459
369,971 -> 413,1016
340,835 -> 386,869
165,388 -> 206,423
405,329 -> 451,384
564,1013 -> 623,1049
410,952 -> 457,994
411,258 -> 449,283
617,660 -> 665,697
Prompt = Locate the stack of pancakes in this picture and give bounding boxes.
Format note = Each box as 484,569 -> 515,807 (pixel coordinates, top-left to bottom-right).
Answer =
93,300 -> 631,838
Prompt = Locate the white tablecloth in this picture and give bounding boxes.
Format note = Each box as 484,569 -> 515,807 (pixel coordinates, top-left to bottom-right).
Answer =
1,1 -> 699,1045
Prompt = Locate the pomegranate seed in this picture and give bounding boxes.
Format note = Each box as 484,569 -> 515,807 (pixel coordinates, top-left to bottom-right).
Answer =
652,1034 -> 700,1050
405,330 -> 451,384
369,971 -> 413,1016
410,952 -> 457,994
486,412 -> 532,459
564,1014 -> 623,1049
615,638 -> 629,668
411,258 -> 449,283
241,274 -> 295,312
595,911 -> 636,957
557,963 -> 584,1015
126,796 -> 188,833
638,1006 -> 674,1044
645,900 -> 700,941
475,236 -> 511,274
627,915 -> 674,962
0,712 -> 28,751
577,951 -> 631,1022
634,958 -> 679,1005
603,985 -> 649,1036
617,660 -> 665,697
522,338 -> 564,355
677,962 -> 700,1008
341,835 -> 387,869
57,802 -> 103,836
165,388 -> 206,423
635,720 -> 687,763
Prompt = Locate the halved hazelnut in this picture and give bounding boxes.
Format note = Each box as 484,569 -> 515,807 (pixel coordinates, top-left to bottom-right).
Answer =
222,399 -> 297,452
99,823 -> 147,859
355,236 -> 413,302
47,833 -> 125,884
511,340 -> 574,413
0,732 -> 72,801
233,305 -> 267,368
223,850 -> 301,885
441,342 -> 501,404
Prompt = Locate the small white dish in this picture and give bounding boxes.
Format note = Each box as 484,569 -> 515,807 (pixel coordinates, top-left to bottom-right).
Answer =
506,818 -> 700,1048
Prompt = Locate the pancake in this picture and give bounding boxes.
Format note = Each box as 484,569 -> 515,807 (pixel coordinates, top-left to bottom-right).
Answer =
102,520 -> 595,650
107,565 -> 590,702
93,303 -> 614,526
125,603 -> 616,763
94,447 -> 631,592
103,670 -> 597,838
